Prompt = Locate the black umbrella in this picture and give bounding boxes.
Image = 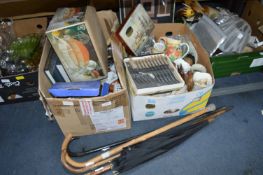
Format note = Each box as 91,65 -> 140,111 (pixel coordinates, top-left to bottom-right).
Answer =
112,120 -> 208,174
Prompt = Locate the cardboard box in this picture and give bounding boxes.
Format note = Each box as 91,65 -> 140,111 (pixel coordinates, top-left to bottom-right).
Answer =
242,0 -> 263,41
0,15 -> 47,105
38,40 -> 131,136
46,6 -> 108,82
123,23 -> 214,121
0,0 -> 87,17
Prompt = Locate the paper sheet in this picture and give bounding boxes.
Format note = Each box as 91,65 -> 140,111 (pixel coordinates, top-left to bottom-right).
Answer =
90,106 -> 126,131
250,57 -> 263,68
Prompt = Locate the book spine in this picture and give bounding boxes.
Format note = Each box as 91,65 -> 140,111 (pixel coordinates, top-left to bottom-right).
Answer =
45,70 -> 56,84
56,65 -> 71,82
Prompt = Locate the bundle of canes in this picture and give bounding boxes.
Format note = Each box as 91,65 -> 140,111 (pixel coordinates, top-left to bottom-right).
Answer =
61,104 -> 232,175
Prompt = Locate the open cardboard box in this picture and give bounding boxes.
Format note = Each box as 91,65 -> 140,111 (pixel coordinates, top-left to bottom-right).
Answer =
38,40 -> 131,136
0,14 -> 47,105
123,23 -> 214,121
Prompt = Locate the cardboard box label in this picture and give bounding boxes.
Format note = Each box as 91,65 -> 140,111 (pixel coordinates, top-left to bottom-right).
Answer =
101,101 -> 112,107
90,106 -> 125,132
250,57 -> 263,67
79,100 -> 94,116
62,101 -> 74,106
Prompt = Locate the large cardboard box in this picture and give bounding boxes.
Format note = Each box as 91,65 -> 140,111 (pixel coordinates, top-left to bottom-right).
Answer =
0,15 -> 47,105
38,40 -> 131,136
123,23 -> 214,121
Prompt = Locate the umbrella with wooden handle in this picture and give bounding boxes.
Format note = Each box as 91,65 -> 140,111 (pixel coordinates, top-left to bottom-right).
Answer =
85,121 -> 208,175
86,106 -> 232,175
61,104 -> 230,174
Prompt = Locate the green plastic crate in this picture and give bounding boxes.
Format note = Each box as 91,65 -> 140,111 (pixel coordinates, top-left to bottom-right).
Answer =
210,51 -> 263,78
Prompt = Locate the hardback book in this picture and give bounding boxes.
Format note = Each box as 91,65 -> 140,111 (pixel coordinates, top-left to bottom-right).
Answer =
46,6 -> 108,82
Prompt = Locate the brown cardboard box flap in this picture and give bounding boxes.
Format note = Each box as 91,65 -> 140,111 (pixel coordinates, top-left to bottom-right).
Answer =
111,36 -> 128,88
97,10 -> 119,45
13,17 -> 47,37
0,0 -> 88,17
38,39 -> 52,98
84,6 -> 108,76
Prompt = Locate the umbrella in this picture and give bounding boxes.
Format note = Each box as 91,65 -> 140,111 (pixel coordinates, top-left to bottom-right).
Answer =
61,105 -> 232,174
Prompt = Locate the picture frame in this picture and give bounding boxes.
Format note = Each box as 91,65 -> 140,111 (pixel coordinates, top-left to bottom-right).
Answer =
119,0 -> 176,23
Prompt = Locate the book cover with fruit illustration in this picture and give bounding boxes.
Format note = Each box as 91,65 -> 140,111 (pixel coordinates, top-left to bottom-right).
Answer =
46,7 -> 107,82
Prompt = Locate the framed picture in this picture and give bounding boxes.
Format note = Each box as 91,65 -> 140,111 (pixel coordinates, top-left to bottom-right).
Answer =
117,4 -> 155,56
119,0 -> 175,23
157,0 -> 173,17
